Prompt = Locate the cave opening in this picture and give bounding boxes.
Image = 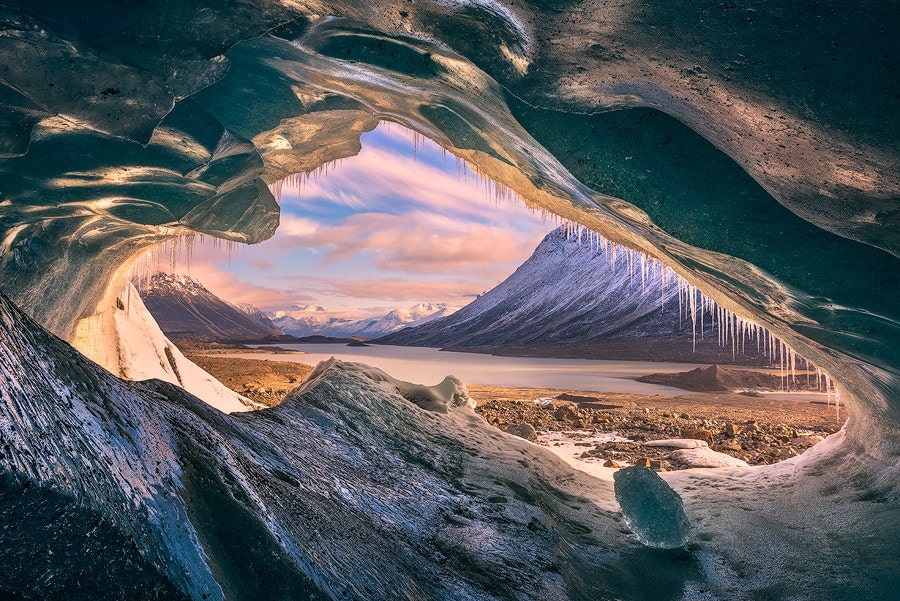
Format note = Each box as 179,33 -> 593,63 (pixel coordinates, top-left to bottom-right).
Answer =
113,121 -> 845,476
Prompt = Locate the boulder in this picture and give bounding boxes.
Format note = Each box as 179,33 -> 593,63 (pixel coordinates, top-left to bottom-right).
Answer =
681,428 -> 714,444
644,438 -> 709,449
671,447 -> 751,468
504,423 -> 537,442
553,404 -> 580,422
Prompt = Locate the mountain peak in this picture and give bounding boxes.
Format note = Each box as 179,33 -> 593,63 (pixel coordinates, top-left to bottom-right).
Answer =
274,302 -> 458,339
136,272 -> 284,339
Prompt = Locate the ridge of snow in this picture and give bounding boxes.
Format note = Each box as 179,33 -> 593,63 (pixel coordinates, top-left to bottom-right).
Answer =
72,282 -> 259,413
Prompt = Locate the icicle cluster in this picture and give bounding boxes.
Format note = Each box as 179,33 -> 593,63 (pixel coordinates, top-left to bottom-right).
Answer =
129,233 -> 242,293
558,224 -> 840,406
269,160 -> 346,203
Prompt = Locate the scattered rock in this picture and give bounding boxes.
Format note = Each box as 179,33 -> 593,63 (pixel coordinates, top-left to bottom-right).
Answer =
467,386 -> 841,470
634,458 -> 652,468
724,422 -> 740,437
604,459 -> 623,468
505,423 -> 537,442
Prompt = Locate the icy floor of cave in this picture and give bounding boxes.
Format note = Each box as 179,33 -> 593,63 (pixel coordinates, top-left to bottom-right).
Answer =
534,422 -> 848,498
537,429 -> 632,480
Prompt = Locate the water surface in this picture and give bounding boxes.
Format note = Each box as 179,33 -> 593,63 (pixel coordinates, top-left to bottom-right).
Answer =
230,344 -> 826,401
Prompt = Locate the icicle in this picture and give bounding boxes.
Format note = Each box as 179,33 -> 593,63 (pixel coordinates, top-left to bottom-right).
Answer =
689,285 -> 697,352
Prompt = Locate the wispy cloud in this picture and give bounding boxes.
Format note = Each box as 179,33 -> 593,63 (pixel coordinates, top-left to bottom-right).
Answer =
161,123 -> 550,314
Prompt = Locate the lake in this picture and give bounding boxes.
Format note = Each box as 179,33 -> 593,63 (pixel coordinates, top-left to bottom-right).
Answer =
221,344 -> 828,402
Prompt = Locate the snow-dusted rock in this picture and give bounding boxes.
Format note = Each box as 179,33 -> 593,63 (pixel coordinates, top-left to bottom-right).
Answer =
644,438 -> 709,449
671,447 -> 750,468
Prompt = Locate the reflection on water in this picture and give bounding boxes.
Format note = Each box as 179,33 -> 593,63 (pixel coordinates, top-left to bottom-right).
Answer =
231,344 -> 829,402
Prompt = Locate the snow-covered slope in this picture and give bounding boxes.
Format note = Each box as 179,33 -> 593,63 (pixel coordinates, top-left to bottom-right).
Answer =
274,303 -> 457,339
135,273 -> 284,341
381,228 -> 690,347
71,281 -> 258,413
272,305 -> 356,338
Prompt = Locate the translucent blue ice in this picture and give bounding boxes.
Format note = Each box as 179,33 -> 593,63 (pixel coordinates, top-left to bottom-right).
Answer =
614,466 -> 690,549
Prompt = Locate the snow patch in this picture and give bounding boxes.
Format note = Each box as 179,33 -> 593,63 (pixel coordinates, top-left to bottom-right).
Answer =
72,282 -> 258,413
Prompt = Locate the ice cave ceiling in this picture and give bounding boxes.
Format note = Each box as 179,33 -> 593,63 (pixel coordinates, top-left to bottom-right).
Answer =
0,1 -> 898,598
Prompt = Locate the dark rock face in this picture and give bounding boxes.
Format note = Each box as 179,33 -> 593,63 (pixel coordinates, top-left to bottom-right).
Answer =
136,273 -> 283,341
638,364 -> 819,392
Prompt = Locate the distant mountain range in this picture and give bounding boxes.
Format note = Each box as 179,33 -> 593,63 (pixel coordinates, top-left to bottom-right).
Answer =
273,303 -> 457,339
136,273 -> 458,343
378,228 -> 767,365
135,273 -> 285,342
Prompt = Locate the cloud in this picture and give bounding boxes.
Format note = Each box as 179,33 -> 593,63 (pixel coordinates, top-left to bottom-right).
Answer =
154,259 -> 317,312
276,213 -> 320,237
279,130 -> 544,227
272,211 -> 546,275
161,123 -> 552,314
319,276 -> 487,302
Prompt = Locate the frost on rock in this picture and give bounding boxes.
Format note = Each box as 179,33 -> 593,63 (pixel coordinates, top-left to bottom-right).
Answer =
671,447 -> 751,469
614,466 -> 690,549
297,358 -> 473,413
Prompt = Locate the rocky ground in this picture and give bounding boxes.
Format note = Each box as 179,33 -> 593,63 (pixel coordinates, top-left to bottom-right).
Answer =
468,385 -> 842,470
187,352 -> 843,471
186,353 -> 313,406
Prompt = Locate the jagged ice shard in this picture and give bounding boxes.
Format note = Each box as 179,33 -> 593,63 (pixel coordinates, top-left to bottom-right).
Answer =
614,467 -> 691,549
0,1 -> 898,600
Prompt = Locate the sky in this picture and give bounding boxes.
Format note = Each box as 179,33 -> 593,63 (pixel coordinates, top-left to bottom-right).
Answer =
158,122 -> 552,319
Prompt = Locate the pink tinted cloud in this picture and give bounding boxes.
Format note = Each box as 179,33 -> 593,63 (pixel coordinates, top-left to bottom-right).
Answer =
280,211 -> 544,274
282,141 -> 541,225
321,276 -> 486,302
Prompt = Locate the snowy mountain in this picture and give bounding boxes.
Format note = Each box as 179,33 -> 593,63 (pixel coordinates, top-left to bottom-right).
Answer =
233,302 -> 285,336
135,273 -> 285,341
271,305 -> 357,338
274,303 -> 457,339
379,228 -> 764,364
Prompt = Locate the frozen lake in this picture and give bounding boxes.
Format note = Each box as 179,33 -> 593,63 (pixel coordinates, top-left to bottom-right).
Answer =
221,344 -> 828,401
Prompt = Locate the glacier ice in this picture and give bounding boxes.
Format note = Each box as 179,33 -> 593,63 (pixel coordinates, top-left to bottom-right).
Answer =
614,466 -> 691,549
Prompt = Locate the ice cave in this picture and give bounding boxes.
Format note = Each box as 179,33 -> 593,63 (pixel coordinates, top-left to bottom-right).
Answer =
0,1 -> 897,599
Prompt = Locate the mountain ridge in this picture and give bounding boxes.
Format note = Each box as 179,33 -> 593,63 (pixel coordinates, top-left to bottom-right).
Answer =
135,273 -> 286,342
378,228 -> 767,365
274,302 -> 458,339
